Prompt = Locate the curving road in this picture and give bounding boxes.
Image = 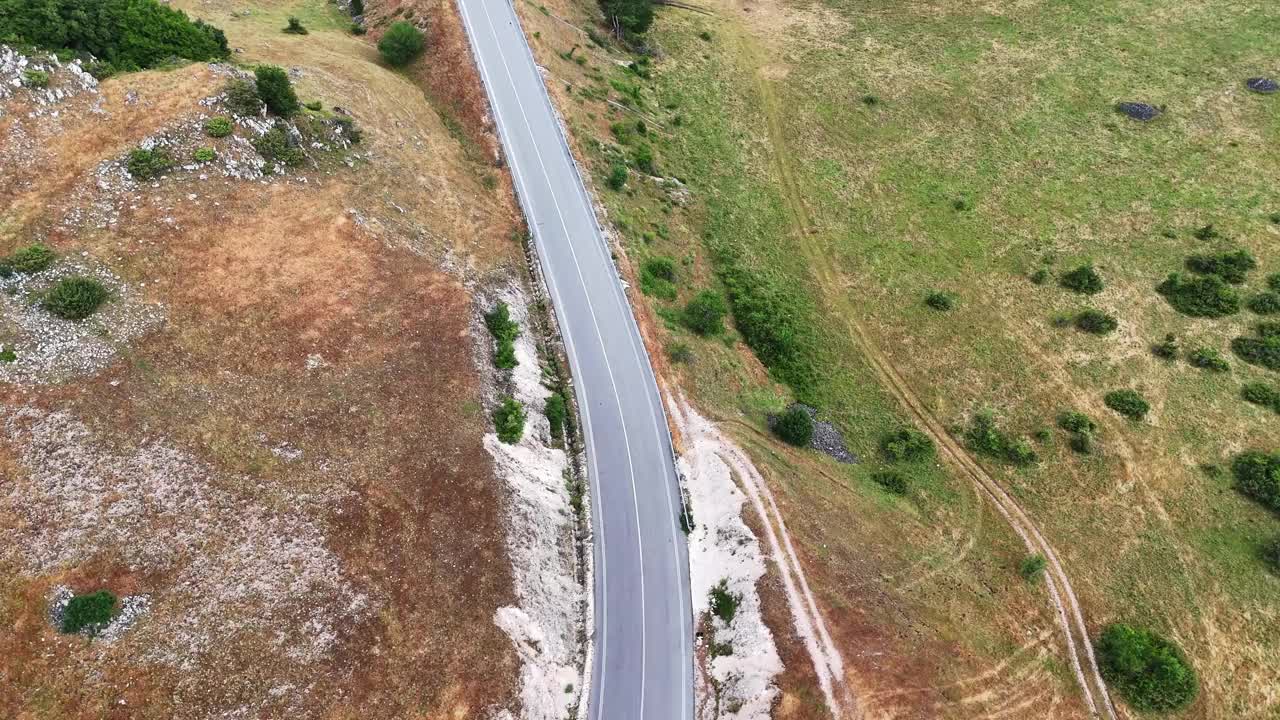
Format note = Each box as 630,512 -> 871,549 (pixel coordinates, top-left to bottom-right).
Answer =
454,1 -> 694,718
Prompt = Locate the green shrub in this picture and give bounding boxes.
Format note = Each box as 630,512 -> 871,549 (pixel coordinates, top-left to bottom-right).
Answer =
1241,382 -> 1280,411
1060,264 -> 1103,294
1029,268 -> 1049,285
223,78 -> 263,116
126,147 -> 172,180
773,406 -> 813,447
0,0 -> 229,72
683,290 -> 727,335
1185,249 -> 1256,284
44,276 -> 109,320
254,65 -> 300,116
964,410 -> 1038,465
599,0 -> 655,35
881,427 -> 934,462
632,143 -> 655,174
1188,347 -> 1229,372
639,256 -> 677,300
1057,411 -> 1096,435
6,244 -> 56,273
253,126 -> 305,168
0,346 -> 16,363
1156,273 -> 1240,318
484,302 -> 520,370
1069,431 -> 1094,455
871,470 -> 908,495
22,69 -> 49,88
545,393 -> 568,440
1019,554 -> 1047,582
924,290 -> 955,311
1152,333 -> 1179,360
1074,309 -> 1117,335
192,147 -> 215,163
1232,325 -> 1280,372
1096,624 -> 1198,712
1104,390 -> 1150,421
606,162 -> 628,190
493,397 -> 526,444
283,17 -> 308,34
708,579 -> 740,624
667,341 -> 693,364
204,115 -> 233,137
1231,450 -> 1280,511
304,100 -> 322,112
379,20 -> 425,66
61,590 -> 117,635
1247,291 -> 1280,315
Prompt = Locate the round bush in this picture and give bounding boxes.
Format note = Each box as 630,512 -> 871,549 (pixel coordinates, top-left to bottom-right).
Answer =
61,590 -> 117,635
1060,264 -> 1103,294
1075,309 -> 1117,335
1104,390 -> 1149,421
1057,411 -> 1096,434
126,147 -> 173,180
1019,554 -> 1047,582
193,147 -> 216,163
1156,273 -> 1240,318
1096,623 -> 1198,712
6,244 -> 56,273
606,162 -> 628,190
1241,382 -> 1280,410
881,427 -> 934,462
493,397 -> 526,444
925,290 -> 955,311
254,65 -> 300,117
44,276 -> 110,320
1185,249 -> 1256,284
683,290 -> 727,336
1188,347 -> 1229,372
204,116 -> 233,138
773,406 -> 813,447
1232,331 -> 1280,371
223,78 -> 263,116
379,21 -> 425,67
1248,291 -> 1280,315
1231,450 -> 1280,511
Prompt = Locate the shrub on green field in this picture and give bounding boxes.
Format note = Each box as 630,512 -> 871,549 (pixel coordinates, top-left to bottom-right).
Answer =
22,69 -> 49,88
1152,333 -> 1179,360
1060,264 -> 1103,294
871,470 -> 908,495
304,100 -> 322,112
924,290 -> 955,311
545,392 -> 567,440
599,0 -> 655,36
1188,347 -> 1229,372
126,147 -> 172,180
1019,554 -> 1047,582
493,397 -> 526,444
1156,273 -> 1240,318
773,406 -> 813,447
1029,268 -> 1049,285
1057,411 -> 1096,435
283,17 -> 308,34
1069,431 -> 1094,455
44,276 -> 109,320
1096,624 -> 1198,712
61,590 -> 117,635
639,256 -> 677,301
881,427 -> 934,462
1241,382 -> 1280,411
667,341 -> 693,364
1248,291 -> 1280,315
1075,309 -> 1117,335
484,302 -> 519,370
1232,324 -> 1280,371
606,162 -> 627,190
632,143 -> 655,174
1231,450 -> 1280,511
0,0 -> 229,72
6,244 -> 56,274
1104,390 -> 1150,421
964,410 -> 1038,466
709,579 -> 740,624
379,21 -> 425,66
204,115 -> 233,137
254,65 -> 300,116
683,290 -> 727,335
253,126 -> 305,168
223,78 -> 263,116
1185,249 -> 1256,284
192,147 -> 215,163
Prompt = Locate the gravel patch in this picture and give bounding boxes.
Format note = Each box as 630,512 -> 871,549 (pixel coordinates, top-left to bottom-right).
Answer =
1115,101 -> 1162,121
768,403 -> 857,464
1246,77 -> 1278,94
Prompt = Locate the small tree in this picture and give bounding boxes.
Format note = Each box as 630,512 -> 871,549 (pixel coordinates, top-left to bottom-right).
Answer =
283,17 -> 308,34
1019,554 -> 1047,582
61,590 -> 117,635
379,21 -> 425,67
44,277 -> 110,320
1060,264 -> 1103,294
773,406 -> 813,447
1104,390 -> 1150,421
254,65 -> 300,117
683,291 -> 727,336
1096,624 -> 1198,712
493,397 -> 526,444
606,162 -> 628,191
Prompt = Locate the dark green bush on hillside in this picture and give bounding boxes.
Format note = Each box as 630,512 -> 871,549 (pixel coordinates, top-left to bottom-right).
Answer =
545,392 -> 568,440
1019,554 -> 1047,582
606,162 -> 627,190
254,65 -> 299,117
709,579 -> 740,623
223,78 -> 264,116
1185,249 -> 1256,284
204,116 -> 233,138
1248,291 -> 1280,315
1075,309 -> 1117,335
283,17 -> 308,35
61,590 -> 117,635
1060,264 -> 1103,294
1104,390 -> 1150,421
1152,333 -> 1179,360
253,126 -> 305,168
925,290 -> 956,311
965,410 -> 1038,466
1231,450 -> 1280,511
639,258 -> 677,300
773,406 -> 813,447
1096,623 -> 1197,712
871,470 -> 908,495
484,302 -> 520,370
1057,411 -> 1096,434
493,397 -> 525,444
1188,347 -> 1229,372
44,276 -> 109,320
599,0 -> 655,36
1232,323 -> 1280,372
881,427 -> 934,462
126,147 -> 172,180
379,21 -> 425,67
0,0 -> 228,72
1156,273 -> 1240,318
6,244 -> 56,273
683,290 -> 727,335
22,69 -> 49,88
1241,382 -> 1280,411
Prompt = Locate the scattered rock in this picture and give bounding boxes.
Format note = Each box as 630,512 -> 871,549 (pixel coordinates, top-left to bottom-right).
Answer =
1246,77 -> 1278,94
770,403 -> 858,464
1115,101 -> 1162,121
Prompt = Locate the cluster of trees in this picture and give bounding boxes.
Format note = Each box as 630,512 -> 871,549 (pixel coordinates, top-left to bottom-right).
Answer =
598,0 -> 655,36
0,0 -> 228,73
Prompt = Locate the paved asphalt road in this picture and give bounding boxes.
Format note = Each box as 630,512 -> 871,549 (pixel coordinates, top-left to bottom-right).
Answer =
454,1 -> 695,718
